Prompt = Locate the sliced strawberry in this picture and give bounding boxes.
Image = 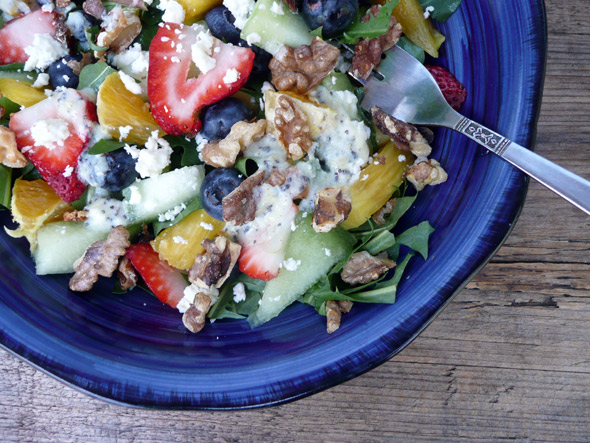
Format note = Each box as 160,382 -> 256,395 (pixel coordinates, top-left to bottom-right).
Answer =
238,196 -> 298,281
9,89 -> 97,202
126,243 -> 189,309
148,23 -> 255,136
0,10 -> 59,65
425,65 -> 467,111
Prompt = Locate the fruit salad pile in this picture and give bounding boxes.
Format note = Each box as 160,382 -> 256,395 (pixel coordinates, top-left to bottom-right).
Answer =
0,0 -> 465,333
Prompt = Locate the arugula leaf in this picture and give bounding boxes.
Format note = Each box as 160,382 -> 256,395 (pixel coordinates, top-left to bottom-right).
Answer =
341,0 -> 400,44
19,163 -> 41,181
310,27 -> 323,38
363,230 -> 396,255
397,36 -> 425,63
78,62 -> 116,93
136,6 -> 164,50
151,197 -> 202,235
0,165 -> 11,209
88,139 -> 125,155
387,221 -> 434,260
235,157 -> 259,177
164,135 -> 202,167
418,0 -> 462,22
353,194 -> 417,238
0,95 -> 20,118
0,63 -> 38,82
207,284 -> 236,319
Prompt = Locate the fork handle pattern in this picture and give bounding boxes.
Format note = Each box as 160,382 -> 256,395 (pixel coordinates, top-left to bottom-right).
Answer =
454,117 -> 590,216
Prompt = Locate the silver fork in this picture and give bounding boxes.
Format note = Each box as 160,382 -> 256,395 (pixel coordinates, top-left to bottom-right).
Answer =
352,45 -> 590,216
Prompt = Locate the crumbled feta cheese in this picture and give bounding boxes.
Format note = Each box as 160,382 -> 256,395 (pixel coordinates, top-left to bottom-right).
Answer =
119,71 -> 143,95
173,235 -> 188,245
170,56 -> 180,63
177,283 -> 219,313
190,26 -> 216,74
157,0 -> 185,24
24,34 -> 68,71
63,165 -> 74,178
41,2 -> 53,11
118,125 -> 133,141
290,220 -> 297,231
282,258 -> 301,272
360,174 -> 369,181
157,203 -> 186,222
223,68 -> 240,85
199,221 -> 214,231
222,0 -> 254,29
270,1 -> 284,15
31,73 -> 49,88
30,118 -> 70,151
324,248 -> 332,257
245,32 -> 261,45
398,154 -> 407,162
124,131 -> 173,178
232,282 -> 246,303
423,6 -> 435,19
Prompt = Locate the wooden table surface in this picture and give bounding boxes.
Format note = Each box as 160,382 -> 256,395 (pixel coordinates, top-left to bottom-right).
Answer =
2,1 -> 590,441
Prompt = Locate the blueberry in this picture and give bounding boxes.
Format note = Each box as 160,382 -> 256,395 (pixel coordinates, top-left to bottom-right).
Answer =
205,6 -> 241,44
200,168 -> 244,220
238,39 -> 273,79
302,0 -> 359,38
201,98 -> 253,141
77,150 -> 138,192
48,55 -> 82,89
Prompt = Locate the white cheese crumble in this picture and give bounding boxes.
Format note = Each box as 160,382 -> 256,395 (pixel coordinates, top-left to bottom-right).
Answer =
124,131 -> 173,178
157,0 -> 185,24
222,0 -> 254,29
423,6 -> 435,19
324,248 -> 332,257
173,235 -> 188,245
232,282 -> 246,303
30,118 -> 69,151
111,43 -> 149,82
398,154 -> 407,162
190,26 -> 216,74
270,1 -> 284,15
63,165 -> 74,178
177,284 -> 219,314
199,221 -> 214,231
223,68 -> 240,85
24,34 -> 68,71
282,257 -> 301,272
157,202 -> 186,222
31,73 -> 49,88
118,71 -> 143,95
118,125 -> 133,141
245,32 -> 261,45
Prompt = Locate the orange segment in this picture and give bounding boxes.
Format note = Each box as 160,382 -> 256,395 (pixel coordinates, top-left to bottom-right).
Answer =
151,209 -> 225,270
0,78 -> 47,107
6,178 -> 72,249
97,72 -> 164,144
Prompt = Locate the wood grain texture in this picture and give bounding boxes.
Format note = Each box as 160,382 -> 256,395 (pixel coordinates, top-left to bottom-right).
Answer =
2,2 -> 590,441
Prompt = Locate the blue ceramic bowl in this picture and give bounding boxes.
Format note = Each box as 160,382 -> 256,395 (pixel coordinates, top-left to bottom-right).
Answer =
0,0 -> 547,409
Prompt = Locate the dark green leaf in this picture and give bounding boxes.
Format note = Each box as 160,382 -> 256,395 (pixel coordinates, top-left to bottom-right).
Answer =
397,36 -> 425,63
88,139 -> 125,155
0,95 -> 20,117
0,165 -> 11,209
135,6 -> 164,50
418,0 -> 462,22
20,163 -> 42,181
236,292 -> 262,316
235,157 -> 259,177
164,135 -> 202,167
341,0 -> 400,44
84,27 -> 109,52
102,1 -> 120,11
213,309 -> 245,320
207,284 -> 236,319
0,63 -> 37,82
363,230 -> 396,255
388,221 -> 434,260
78,62 -> 116,92
310,26 -> 323,38
151,197 -> 202,235
232,273 -> 266,293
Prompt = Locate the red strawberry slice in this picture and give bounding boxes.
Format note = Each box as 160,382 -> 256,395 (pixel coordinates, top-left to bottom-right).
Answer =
425,65 -> 467,111
126,243 -> 189,309
0,10 -> 59,65
148,23 -> 255,136
9,89 -> 97,202
238,200 -> 298,281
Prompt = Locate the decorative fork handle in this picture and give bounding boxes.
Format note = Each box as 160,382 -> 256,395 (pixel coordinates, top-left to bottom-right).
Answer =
454,117 -> 590,216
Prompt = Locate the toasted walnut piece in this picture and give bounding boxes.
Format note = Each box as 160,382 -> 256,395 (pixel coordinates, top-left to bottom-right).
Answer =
269,37 -> 340,95
54,14 -> 68,45
312,187 -> 352,233
96,7 -> 142,55
326,300 -> 354,334
349,6 -> 403,81
69,226 -> 130,292
63,210 -> 89,222
418,126 -> 435,145
222,170 -> 265,225
0,126 -> 27,168
405,159 -> 448,191
83,0 -> 106,19
274,95 -> 313,160
372,198 -> 396,225
56,0 -> 71,7
337,300 -> 353,314
118,256 -> 137,291
371,106 -> 432,157
201,120 -> 267,168
189,236 -> 241,289
264,169 -> 287,187
182,293 -> 211,333
66,52 -> 92,76
341,251 -> 395,286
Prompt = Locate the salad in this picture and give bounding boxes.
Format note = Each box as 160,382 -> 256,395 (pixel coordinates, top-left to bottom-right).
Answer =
0,0 -> 465,334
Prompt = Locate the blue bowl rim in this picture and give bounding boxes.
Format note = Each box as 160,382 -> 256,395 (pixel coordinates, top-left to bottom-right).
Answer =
0,1 -> 548,410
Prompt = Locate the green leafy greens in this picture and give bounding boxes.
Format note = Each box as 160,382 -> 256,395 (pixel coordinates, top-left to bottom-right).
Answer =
341,0 -> 400,44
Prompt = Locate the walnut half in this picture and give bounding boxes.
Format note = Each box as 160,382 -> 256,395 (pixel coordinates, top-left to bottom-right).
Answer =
182,293 -> 211,333
269,37 -> 340,95
405,159 -> 448,191
95,6 -> 141,56
371,106 -> 432,157
274,95 -> 313,160
326,300 -> 354,334
201,120 -> 267,168
341,251 -> 395,286
0,126 -> 27,168
189,236 -> 241,289
222,169 -> 265,226
312,187 -> 352,233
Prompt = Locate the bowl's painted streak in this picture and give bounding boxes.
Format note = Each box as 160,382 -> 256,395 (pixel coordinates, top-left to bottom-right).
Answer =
0,0 -> 547,409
